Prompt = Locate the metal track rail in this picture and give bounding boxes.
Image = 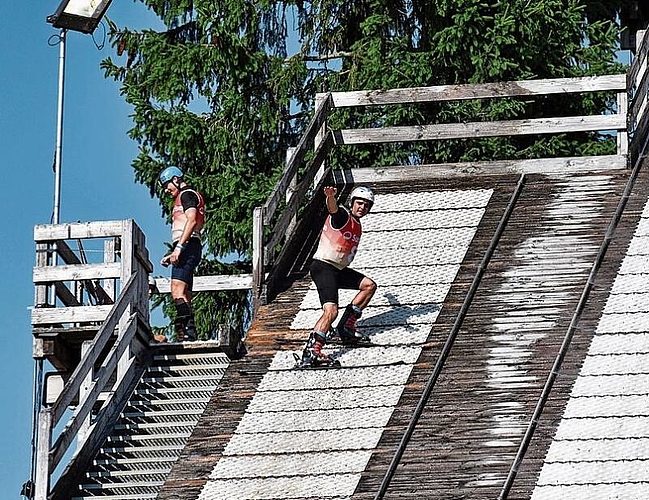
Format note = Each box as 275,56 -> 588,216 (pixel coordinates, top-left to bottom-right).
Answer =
374,174 -> 527,500
498,140 -> 649,500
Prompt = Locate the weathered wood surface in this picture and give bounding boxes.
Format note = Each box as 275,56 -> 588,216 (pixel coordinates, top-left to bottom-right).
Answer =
329,75 -> 626,108
153,274 -> 253,293
344,155 -> 627,184
337,113 -> 626,145
155,166 -> 649,500
31,304 -> 112,325
34,220 -> 125,241
33,262 -> 122,283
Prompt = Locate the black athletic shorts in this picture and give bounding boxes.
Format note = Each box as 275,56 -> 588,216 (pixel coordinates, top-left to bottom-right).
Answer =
310,258 -> 366,306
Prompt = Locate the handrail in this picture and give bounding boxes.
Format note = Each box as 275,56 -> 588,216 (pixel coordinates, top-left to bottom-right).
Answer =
49,273 -> 138,425
330,75 -> 626,108
374,174 -> 526,500
629,30 -> 649,158
253,94 -> 334,300
262,93 -> 333,223
253,74 -> 630,305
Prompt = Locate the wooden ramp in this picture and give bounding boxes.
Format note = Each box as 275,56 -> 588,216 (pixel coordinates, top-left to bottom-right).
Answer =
157,165 -> 649,500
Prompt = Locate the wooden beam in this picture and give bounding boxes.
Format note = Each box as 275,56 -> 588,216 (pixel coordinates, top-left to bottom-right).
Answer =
54,282 -> 81,307
342,155 -> 627,183
329,75 -> 626,108
336,114 -> 626,145
153,274 -> 253,293
33,262 -> 121,284
263,94 -> 333,222
34,220 -> 124,242
31,305 -> 113,326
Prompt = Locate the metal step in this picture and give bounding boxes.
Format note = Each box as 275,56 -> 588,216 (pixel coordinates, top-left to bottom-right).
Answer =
73,348 -> 229,498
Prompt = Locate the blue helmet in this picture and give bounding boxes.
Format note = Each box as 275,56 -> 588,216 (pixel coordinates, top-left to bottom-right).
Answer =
159,166 -> 183,186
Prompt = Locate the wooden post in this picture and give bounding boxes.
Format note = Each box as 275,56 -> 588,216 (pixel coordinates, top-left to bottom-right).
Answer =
117,220 -> 134,383
286,147 -> 297,239
103,238 -> 116,301
34,243 -> 51,308
78,340 -> 94,445
34,409 -> 53,500
313,93 -> 327,187
618,91 -> 629,158
252,206 -> 265,309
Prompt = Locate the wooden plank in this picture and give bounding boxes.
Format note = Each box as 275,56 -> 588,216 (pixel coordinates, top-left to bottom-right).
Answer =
330,75 -> 626,108
33,262 -> 121,284
54,282 -> 81,307
629,63 -> 649,131
31,305 -> 113,325
153,274 -> 253,293
50,274 -> 138,422
263,94 -> 333,221
628,30 -> 649,92
337,113 -> 626,145
34,220 -> 124,242
343,155 -> 627,183
50,315 -> 138,471
35,409 -> 53,499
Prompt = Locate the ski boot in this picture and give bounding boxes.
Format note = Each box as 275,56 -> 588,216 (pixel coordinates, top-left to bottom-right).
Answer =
334,304 -> 371,345
174,299 -> 197,342
295,332 -> 340,368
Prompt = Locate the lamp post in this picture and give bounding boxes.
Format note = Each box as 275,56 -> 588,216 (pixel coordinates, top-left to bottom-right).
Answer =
45,0 -> 114,224
22,4 -> 115,499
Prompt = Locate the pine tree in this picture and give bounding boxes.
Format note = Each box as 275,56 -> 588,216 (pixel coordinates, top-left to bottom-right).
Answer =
102,0 -> 631,336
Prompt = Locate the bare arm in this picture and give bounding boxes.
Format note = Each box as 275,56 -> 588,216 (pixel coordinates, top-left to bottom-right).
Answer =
324,186 -> 338,214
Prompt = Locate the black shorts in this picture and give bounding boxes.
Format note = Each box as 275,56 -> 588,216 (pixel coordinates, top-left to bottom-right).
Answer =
171,238 -> 202,287
310,259 -> 367,306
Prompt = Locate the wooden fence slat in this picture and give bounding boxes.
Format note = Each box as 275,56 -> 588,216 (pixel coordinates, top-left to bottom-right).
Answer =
33,262 -> 122,284
330,75 -> 626,108
263,94 -> 332,222
337,114 -> 626,145
344,155 -> 627,183
34,221 -> 125,241
153,274 -> 253,293
31,305 -> 113,325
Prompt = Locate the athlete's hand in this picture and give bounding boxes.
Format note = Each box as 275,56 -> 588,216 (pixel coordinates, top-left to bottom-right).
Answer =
324,186 -> 337,197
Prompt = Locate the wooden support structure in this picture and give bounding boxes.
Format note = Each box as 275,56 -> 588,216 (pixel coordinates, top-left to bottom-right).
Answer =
32,220 -> 153,500
252,72 -> 644,304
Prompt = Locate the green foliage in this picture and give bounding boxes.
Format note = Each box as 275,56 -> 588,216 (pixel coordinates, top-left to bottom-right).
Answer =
104,0 -> 630,328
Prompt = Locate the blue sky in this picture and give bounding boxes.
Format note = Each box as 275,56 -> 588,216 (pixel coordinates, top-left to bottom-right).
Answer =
1,2 -> 168,496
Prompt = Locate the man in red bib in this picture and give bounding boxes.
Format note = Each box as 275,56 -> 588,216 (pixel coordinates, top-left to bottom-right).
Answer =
301,185 -> 377,366
159,166 -> 205,341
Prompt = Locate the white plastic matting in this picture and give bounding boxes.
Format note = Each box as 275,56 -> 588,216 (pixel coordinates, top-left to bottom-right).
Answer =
483,176 -> 619,453
197,189 -> 492,500
531,198 -> 649,500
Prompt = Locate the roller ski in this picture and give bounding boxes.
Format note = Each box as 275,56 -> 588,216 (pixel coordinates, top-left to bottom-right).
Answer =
327,304 -> 373,346
293,332 -> 341,369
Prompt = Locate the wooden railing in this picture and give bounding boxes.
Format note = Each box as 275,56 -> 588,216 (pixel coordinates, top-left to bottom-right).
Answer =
629,29 -> 649,159
252,63 -> 649,303
32,220 -> 153,500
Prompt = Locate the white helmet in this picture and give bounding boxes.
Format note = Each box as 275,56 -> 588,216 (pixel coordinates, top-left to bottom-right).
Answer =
349,186 -> 374,208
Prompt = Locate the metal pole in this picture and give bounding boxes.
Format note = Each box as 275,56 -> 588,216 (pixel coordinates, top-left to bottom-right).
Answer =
53,28 -> 66,225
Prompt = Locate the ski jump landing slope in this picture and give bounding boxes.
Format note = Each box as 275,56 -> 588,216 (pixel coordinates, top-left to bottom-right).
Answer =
157,166 -> 649,500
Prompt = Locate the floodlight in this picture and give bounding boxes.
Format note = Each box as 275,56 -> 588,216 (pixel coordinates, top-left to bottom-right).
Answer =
47,0 -> 113,34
